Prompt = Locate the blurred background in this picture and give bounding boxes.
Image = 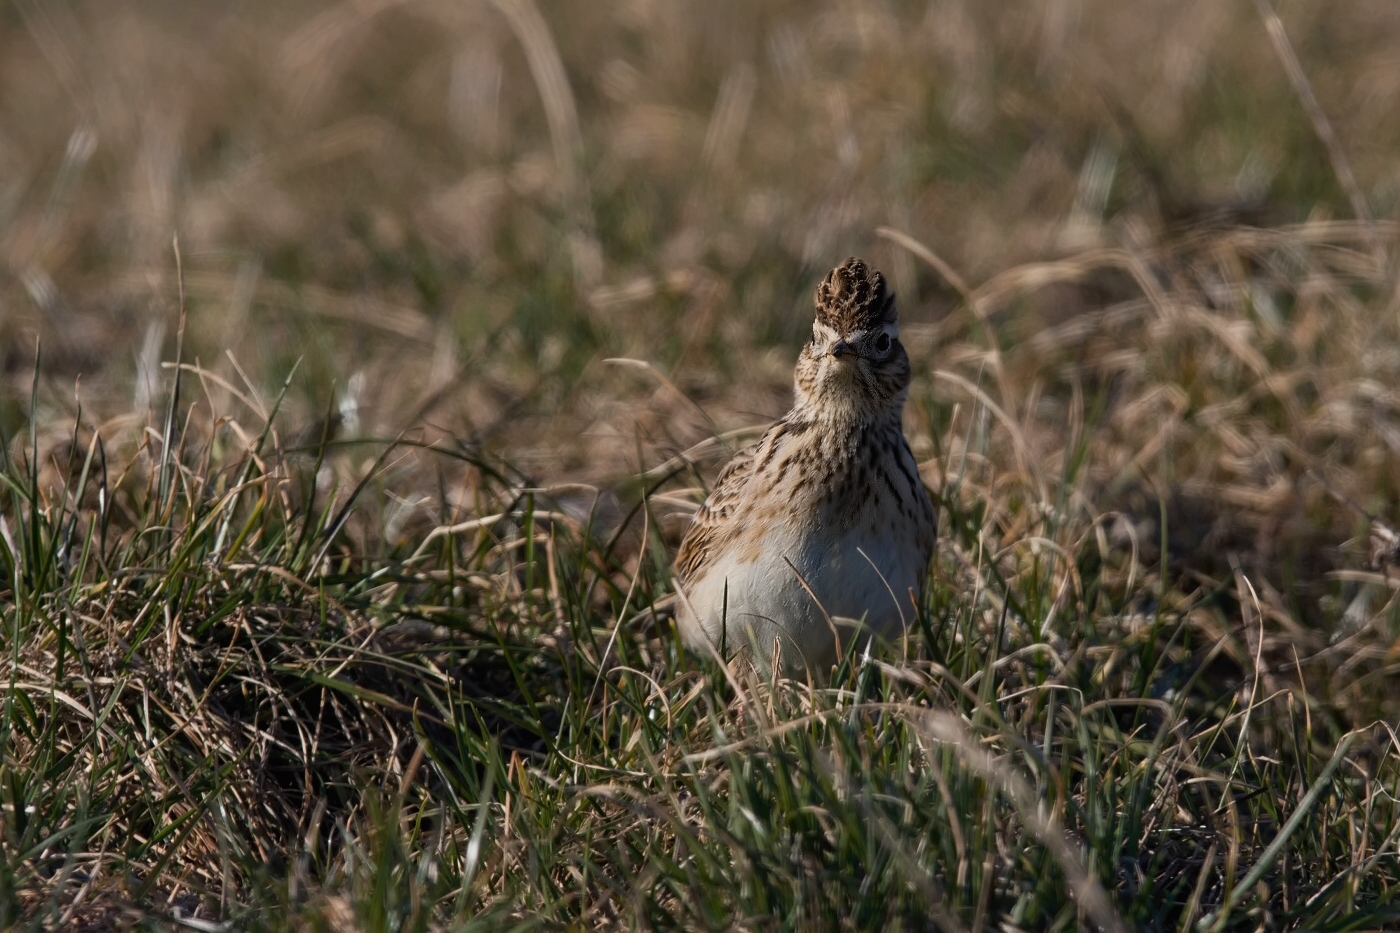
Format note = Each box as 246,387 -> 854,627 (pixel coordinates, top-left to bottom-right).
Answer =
3,0 -> 1400,553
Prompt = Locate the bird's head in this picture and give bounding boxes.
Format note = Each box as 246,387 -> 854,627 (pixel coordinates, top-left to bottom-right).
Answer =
795,257 -> 911,417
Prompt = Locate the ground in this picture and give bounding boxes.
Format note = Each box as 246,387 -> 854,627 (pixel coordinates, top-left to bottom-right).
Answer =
1,1 -> 1398,930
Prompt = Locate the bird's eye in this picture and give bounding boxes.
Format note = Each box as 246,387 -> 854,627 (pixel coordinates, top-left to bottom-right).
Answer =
874,333 -> 891,354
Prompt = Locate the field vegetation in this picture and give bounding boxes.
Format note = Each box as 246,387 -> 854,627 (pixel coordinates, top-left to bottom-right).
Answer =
1,0 -> 1399,929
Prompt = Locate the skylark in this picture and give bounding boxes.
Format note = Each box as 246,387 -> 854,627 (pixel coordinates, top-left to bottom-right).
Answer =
674,257 -> 937,675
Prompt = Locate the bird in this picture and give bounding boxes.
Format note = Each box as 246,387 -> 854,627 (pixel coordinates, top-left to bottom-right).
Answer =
673,257 -> 937,676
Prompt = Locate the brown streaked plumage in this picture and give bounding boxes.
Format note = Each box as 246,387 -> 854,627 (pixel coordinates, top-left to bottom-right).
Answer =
813,256 -> 897,335
674,257 -> 937,675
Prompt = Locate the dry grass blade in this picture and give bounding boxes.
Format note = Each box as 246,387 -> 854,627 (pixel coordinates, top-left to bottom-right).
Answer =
490,0 -> 600,288
2,3 -> 1399,929
1253,0 -> 1381,261
1198,729 -> 1363,932
921,713 -> 1131,933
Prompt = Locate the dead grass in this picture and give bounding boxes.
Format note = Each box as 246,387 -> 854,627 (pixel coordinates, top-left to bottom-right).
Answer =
1,1 -> 1399,930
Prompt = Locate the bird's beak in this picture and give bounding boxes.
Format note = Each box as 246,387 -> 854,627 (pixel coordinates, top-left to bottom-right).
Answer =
830,339 -> 855,362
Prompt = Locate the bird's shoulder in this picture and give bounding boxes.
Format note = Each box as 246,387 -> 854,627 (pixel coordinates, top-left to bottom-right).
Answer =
673,418 -> 797,582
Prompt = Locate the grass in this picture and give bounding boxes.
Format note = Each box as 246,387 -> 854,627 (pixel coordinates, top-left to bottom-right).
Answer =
3,0 -> 1400,929
4,220 -> 1400,930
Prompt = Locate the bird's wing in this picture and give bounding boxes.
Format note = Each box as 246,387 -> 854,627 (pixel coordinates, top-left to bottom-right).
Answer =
673,435 -> 764,584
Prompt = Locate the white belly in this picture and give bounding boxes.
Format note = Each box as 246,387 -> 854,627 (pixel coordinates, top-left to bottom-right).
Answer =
678,514 -> 926,673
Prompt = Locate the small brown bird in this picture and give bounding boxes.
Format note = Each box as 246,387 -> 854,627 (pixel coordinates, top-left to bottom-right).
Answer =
674,257 -> 937,675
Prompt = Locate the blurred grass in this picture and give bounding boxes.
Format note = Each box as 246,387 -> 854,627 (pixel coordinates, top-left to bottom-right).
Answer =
1,0 -> 1400,929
